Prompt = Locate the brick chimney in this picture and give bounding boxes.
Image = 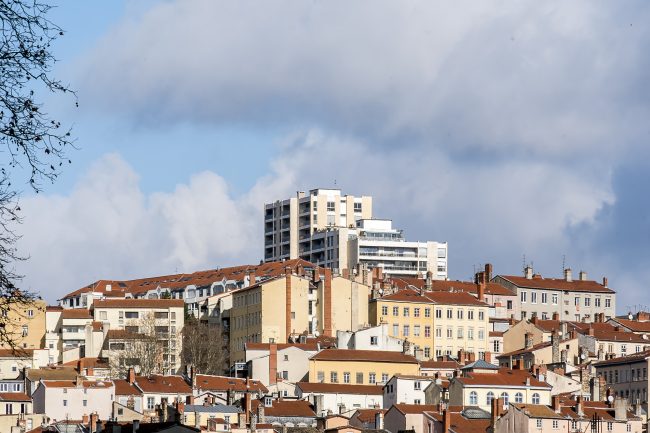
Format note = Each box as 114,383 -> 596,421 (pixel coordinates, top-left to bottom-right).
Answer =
128,367 -> 135,385
248,269 -> 256,286
485,263 -> 493,282
477,281 -> 485,302
552,312 -> 559,321
269,343 -> 278,385
442,408 -> 451,433
552,395 -> 560,413
484,352 -> 492,363
90,412 -> 98,433
491,397 -> 501,430
602,277 -> 608,288
323,268 -> 333,337
285,267 -> 292,339
576,396 -> 584,416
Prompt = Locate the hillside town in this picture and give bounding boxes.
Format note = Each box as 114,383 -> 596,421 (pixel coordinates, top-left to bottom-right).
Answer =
1,188 -> 647,433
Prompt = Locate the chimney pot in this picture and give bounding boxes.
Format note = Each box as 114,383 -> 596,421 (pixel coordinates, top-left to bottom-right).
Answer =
564,268 -> 572,282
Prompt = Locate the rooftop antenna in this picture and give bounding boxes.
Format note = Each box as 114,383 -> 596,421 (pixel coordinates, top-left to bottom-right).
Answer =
562,255 -> 566,272
522,254 -> 526,270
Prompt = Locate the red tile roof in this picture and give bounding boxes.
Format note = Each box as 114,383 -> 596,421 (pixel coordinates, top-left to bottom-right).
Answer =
392,277 -> 515,297
93,299 -> 184,309
62,357 -> 110,370
593,349 -> 650,367
135,375 -> 192,394
297,382 -> 383,395
42,380 -> 114,389
114,379 -> 143,396
455,368 -> 551,388
393,404 -> 438,415
245,342 -> 319,352
419,360 -> 460,369
310,349 -> 419,364
0,392 -> 31,402
254,399 -> 316,418
61,309 -> 92,319
496,275 -> 614,293
609,318 -> 650,333
352,408 -> 386,424
427,410 -> 491,433
195,375 -> 268,394
377,288 -> 488,306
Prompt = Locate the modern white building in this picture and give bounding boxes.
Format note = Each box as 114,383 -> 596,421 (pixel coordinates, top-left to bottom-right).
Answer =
263,189 -> 448,279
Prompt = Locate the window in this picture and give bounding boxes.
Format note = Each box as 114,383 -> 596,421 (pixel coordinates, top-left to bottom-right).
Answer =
413,325 -> 420,337
414,381 -> 421,390
478,311 -> 485,321
447,327 -> 453,338
574,297 -> 580,306
627,424 -> 632,432
571,421 -> 578,430
536,419 -> 542,429
370,336 -> 378,346
330,372 -> 338,383
493,340 -> 500,352
515,392 -> 523,403
63,400 -> 67,407
354,202 -> 362,212
607,422 -> 613,431
501,392 -> 509,407
605,298 -> 611,308
531,292 -> 537,304
541,293 -> 547,304
457,309 -> 463,320
414,308 -> 420,317
369,373 -> 376,384
595,297 -> 601,307
317,371 -> 325,382
356,373 -> 363,384
468,327 -> 474,340
403,307 -> 410,317
382,306 -> 388,315
438,248 -> 446,258
426,308 -> 432,318
393,307 -> 399,316
425,326 -> 431,338
486,392 -> 494,405
585,297 -> 591,307
468,310 -> 474,320
507,300 -> 513,310
327,201 -> 335,211
552,293 -> 558,305
469,391 -> 478,405
392,324 -> 399,336
403,325 -> 410,337
521,291 -> 527,303
21,325 -> 28,337
424,347 -> 430,358
552,420 -> 559,430
125,311 -> 138,319
83,400 -> 87,407
447,309 -> 453,319
343,372 -> 350,384
434,309 -> 440,318
382,373 -> 389,383
532,393 -> 540,404
27,309 -> 33,317
434,327 -> 441,338
457,327 -> 463,339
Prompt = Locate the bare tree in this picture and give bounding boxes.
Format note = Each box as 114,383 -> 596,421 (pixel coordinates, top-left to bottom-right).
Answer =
0,1 -> 75,347
182,318 -> 228,376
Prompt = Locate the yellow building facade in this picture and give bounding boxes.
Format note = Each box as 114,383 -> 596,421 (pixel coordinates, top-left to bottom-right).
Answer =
0,299 -> 46,350
308,349 -> 419,385
369,288 -> 490,360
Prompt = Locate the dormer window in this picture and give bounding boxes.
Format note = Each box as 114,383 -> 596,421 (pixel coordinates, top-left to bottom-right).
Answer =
264,397 -> 273,407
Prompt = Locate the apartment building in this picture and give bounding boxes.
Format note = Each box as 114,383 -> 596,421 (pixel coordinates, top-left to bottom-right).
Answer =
308,349 -> 419,385
94,299 -> 185,374
369,288 -> 490,360
229,267 -> 370,365
383,375 -> 435,407
0,299 -> 46,351
32,379 -> 115,422
593,350 -> 650,405
296,382 -> 383,415
245,342 -> 319,386
264,188 -> 372,264
493,267 -> 616,322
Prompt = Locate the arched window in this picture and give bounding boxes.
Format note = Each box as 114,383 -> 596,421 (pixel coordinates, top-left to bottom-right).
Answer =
501,392 -> 509,407
469,391 -> 478,405
532,393 -> 540,404
515,392 -> 523,403
487,391 -> 495,405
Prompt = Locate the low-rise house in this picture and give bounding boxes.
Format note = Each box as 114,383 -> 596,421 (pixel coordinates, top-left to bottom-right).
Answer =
245,342 -> 319,386
192,374 -> 267,406
181,404 -> 241,430
317,414 -> 350,430
62,357 -> 111,380
337,324 -> 405,352
419,359 -> 460,378
0,391 -> 46,433
113,378 -> 144,421
24,366 -> 77,396
252,398 -> 317,427
446,361 -> 552,411
593,349 -> 650,404
608,312 -> 650,336
349,408 -> 386,430
32,378 -> 114,421
133,372 -> 192,421
309,349 -> 419,385
383,375 -> 435,407
0,349 -> 48,380
423,406 -> 492,433
497,334 -> 579,369
384,403 -> 437,433
0,299 -> 46,352
495,395 -> 644,433
296,382 -> 383,416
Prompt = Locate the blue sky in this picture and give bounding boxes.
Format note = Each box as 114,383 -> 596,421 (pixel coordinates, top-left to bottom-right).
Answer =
12,1 -> 650,312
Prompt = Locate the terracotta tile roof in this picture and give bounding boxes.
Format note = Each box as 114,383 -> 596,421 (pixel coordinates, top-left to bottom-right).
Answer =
377,288 -> 488,307
352,408 -> 386,424
489,331 -> 504,337
593,349 -> 650,367
394,404 -> 438,415
62,357 -> 110,370
26,367 -> 78,381
392,277 -> 515,297
572,323 -> 649,343
420,360 -> 460,369
609,318 -> 650,333
297,382 -> 383,395
496,275 -> 614,293
105,329 -> 144,340
255,399 -> 316,418
46,306 -> 63,311
42,380 -> 114,389
427,410 -> 491,433
310,349 -> 419,364
114,379 -> 143,396
93,298 -> 184,309
498,340 -> 554,357
454,368 -> 551,388
0,392 -> 31,402
135,375 -> 192,394
245,342 -> 319,352
511,403 -> 564,419
195,375 -> 268,394
61,309 -> 92,319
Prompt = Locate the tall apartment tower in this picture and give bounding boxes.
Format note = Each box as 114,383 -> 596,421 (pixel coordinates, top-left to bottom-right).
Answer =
264,189 -> 449,279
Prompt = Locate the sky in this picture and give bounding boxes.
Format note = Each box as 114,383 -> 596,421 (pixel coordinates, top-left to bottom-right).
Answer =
9,0 -> 650,312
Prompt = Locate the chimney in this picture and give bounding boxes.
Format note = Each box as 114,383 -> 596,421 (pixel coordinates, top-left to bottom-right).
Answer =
524,332 -> 533,349
552,395 -> 560,413
552,332 -> 560,363
375,411 -> 384,430
258,402 -> 265,424
82,414 -> 89,425
491,397 -> 501,429
602,277 -> 608,288
425,271 -> 433,291
285,267 -> 292,340
442,408 -> 451,433
269,343 -> 278,385
576,396 -> 584,417
485,263 -> 493,282
524,266 -> 533,280
588,326 -> 594,336
128,367 -> 136,385
552,312 -> 559,321
614,397 -> 627,421
323,269 -> 333,336
477,281 -> 485,302
90,412 -> 98,433
564,268 -> 572,282
530,315 -> 538,325
133,419 -> 140,433
248,269 -> 256,286
484,352 -> 492,364
561,349 -> 567,363
162,397 -> 169,421
579,271 -> 587,281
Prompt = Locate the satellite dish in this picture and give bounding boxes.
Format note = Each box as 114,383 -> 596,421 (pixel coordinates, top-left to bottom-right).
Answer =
314,331 -> 320,337
629,314 -> 634,320
607,395 -> 614,403
379,289 -> 384,295
580,354 -> 586,360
